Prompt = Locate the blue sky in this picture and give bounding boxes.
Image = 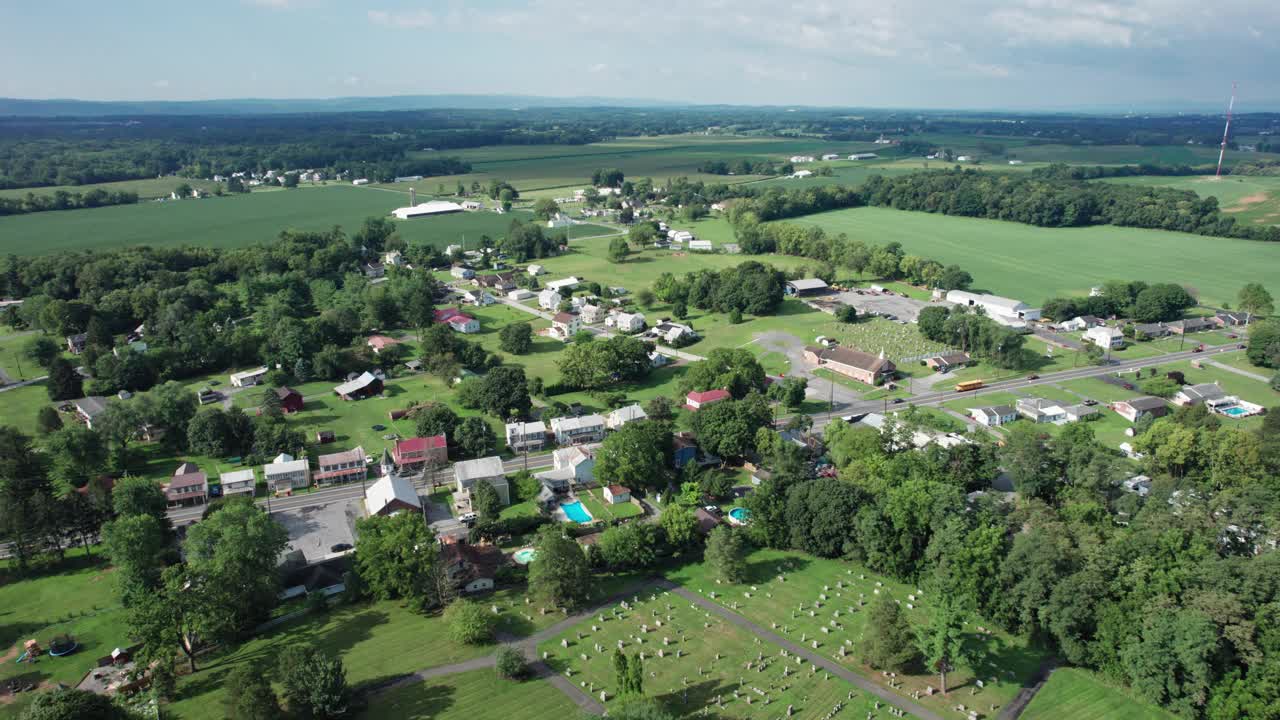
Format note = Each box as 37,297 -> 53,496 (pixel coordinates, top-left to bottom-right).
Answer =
2,0 -> 1278,110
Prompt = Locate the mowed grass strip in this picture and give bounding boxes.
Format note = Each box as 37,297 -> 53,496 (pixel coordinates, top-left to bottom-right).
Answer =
788,207 -> 1280,307
1020,668 -> 1175,720
358,667 -> 580,720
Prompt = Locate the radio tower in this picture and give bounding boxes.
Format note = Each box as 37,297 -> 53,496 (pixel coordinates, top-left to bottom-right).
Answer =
1215,81 -> 1238,179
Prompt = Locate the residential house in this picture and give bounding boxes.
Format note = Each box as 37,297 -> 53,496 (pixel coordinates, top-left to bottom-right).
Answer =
791,170 -> 814,179
535,445 -> 596,493
527,264 -> 545,276
673,433 -> 699,469
785,279 -> 830,296
1214,311 -> 1251,327
363,262 -> 386,279
671,230 -> 694,244
1174,382 -> 1227,406
1064,404 -> 1099,422
165,471 -> 208,508
538,289 -> 564,310
508,289 -> 534,301
442,543 -> 501,594
694,507 -> 722,535
1057,315 -> 1103,332
580,303 -> 604,324
435,308 -> 479,333
475,272 -> 516,292
603,485 -> 631,504
66,333 -> 87,354
550,414 -> 606,446
453,456 -> 510,506
382,250 -> 404,268
546,277 -> 580,294
551,312 -> 581,340
274,386 -> 304,413
230,366 -> 270,388
334,372 -> 383,401
945,290 -> 1041,327
450,266 -> 475,280
1112,396 -> 1169,423
969,405 -> 1018,427
366,335 -> 401,354
648,351 -> 669,368
365,474 -> 421,517
264,453 -> 311,493
606,404 -> 647,430
685,389 -> 731,411
314,447 -> 368,485
647,320 -> 697,344
462,290 -> 495,307
219,469 -> 256,498
924,352 -> 972,372
1016,397 -> 1067,424
393,435 -> 447,472
1168,317 -> 1217,334
606,311 -> 646,333
1084,325 -> 1125,349
688,239 -> 713,251
803,345 -> 896,386
505,420 -> 547,452
1131,322 -> 1170,339
1121,475 -> 1152,497
73,396 -> 110,429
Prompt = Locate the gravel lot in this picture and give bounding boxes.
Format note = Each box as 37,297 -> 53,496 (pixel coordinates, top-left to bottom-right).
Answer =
275,496 -> 364,562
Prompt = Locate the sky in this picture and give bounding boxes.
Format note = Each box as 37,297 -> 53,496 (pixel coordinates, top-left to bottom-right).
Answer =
2,0 -> 1278,110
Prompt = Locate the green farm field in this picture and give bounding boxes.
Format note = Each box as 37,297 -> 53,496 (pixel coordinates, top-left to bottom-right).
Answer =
788,207 -> 1280,307
0,176 -> 224,201
1021,668 -> 1175,720
0,185 -> 609,255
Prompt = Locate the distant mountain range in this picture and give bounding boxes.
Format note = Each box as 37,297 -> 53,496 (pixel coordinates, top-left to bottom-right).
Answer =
0,94 -> 683,117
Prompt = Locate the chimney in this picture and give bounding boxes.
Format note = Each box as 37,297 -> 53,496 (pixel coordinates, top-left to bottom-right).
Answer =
409,187 -> 417,206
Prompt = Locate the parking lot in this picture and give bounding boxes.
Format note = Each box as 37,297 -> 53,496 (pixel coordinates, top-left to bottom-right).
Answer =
813,289 -> 948,323
274,495 -> 363,563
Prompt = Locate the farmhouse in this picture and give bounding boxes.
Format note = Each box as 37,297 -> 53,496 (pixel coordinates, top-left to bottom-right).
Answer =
219,469 -> 256,498
969,405 -> 1018,427
527,264 -> 545,276
1084,325 -> 1124,349
365,473 -> 421,517
538,289 -> 564,310
475,272 -> 516,291
945,290 -> 1041,327
804,345 -> 896,386
264,453 -> 311,492
73,396 -> 110,429
391,200 -> 464,220
334,372 -> 383,401
392,435 -> 447,471
1113,396 -> 1169,423
685,389 -> 731,411
606,404 -> 647,430
363,262 -> 386,279
382,250 -> 404,267
786,278 -> 830,296
924,352 -> 972,372
550,414 -> 606,446
454,456 -> 510,506
1174,382 -> 1227,406
579,303 -> 604,324
505,420 -> 547,452
551,312 -> 581,340
165,471 -> 208,508
315,447 -> 368,486
230,366 -> 270,388
606,311 -> 646,333
647,320 -> 697,344
671,230 -> 694,244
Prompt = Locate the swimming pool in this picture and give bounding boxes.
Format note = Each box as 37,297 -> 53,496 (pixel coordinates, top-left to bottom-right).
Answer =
1221,406 -> 1250,417
729,507 -> 750,523
561,501 -> 593,523
512,548 -> 537,565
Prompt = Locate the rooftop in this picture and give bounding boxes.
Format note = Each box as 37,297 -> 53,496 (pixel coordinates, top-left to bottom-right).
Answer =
454,456 -> 506,482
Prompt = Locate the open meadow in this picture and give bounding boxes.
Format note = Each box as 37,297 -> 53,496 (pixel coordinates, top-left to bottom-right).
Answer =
1100,174 -> 1280,228
788,207 -> 1280,307
1020,668 -> 1175,720
358,667 -> 580,720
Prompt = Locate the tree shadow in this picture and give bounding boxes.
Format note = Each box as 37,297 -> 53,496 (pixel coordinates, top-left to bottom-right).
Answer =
744,555 -> 811,585
653,678 -> 739,719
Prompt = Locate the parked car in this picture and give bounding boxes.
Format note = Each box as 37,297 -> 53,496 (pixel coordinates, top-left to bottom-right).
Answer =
1083,399 -> 1098,406
1026,374 -> 1040,380
330,543 -> 352,553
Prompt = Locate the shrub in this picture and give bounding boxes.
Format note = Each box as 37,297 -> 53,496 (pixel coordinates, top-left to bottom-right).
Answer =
445,599 -> 496,645
495,647 -> 529,680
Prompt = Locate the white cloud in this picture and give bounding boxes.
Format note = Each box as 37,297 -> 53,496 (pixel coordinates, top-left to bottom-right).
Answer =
588,63 -> 608,74
368,9 -> 437,29
968,63 -> 1011,78
152,79 -> 170,89
343,75 -> 361,87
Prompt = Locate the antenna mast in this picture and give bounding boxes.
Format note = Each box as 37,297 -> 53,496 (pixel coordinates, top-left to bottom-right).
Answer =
1215,81 -> 1238,179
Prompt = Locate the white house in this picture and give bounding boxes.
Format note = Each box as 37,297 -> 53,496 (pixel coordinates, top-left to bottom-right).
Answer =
230,367 -> 270,388
450,266 -> 475,280
1121,475 -> 1152,497
580,303 -> 604,324
606,404 -> 647,430
219,469 -> 256,498
1016,397 -> 1067,424
507,289 -> 535,301
969,406 -> 1017,427
548,214 -> 574,229
527,264 -> 545,276
1084,325 -> 1125,349
538,289 -> 564,310
535,445 -> 596,492
671,230 -> 694,244
264,453 -> 311,493
462,290 -> 495,307
352,178 -> 370,186
445,244 -> 463,257
551,312 -> 581,340
688,239 -> 713,251
603,485 -> 631,504
945,290 -> 1041,327
453,456 -> 510,506
1173,382 -> 1227,406
1057,315 -> 1103,332
606,311 -> 646,333
382,250 -> 404,267
546,277 -> 580,293
461,200 -> 483,210
550,414 -> 606,446
505,421 -> 547,452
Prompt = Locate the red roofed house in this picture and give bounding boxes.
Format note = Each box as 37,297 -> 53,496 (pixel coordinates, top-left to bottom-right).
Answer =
165,472 -> 208,508
393,435 -> 447,472
603,485 -> 631,504
551,312 -> 581,340
685,389 -> 731,411
435,308 -> 479,334
366,335 -> 401,354
275,386 -> 304,414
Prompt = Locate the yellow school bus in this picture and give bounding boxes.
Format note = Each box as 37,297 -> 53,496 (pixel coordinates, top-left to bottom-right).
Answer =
955,380 -> 984,392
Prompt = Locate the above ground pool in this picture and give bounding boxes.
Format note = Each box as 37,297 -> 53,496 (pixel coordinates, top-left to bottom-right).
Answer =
729,507 -> 750,523
512,548 -> 537,565
561,500 -> 593,523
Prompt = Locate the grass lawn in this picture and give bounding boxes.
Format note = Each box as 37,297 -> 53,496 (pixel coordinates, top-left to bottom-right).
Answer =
0,549 -> 129,719
662,549 -> 1045,718
788,207 -> 1280,308
1215,351 -> 1277,378
577,487 -> 643,521
0,331 -> 42,382
942,391 -> 1022,418
1021,668 -> 1175,720
0,381 -> 50,436
537,578 -> 921,719
166,587 -> 563,720
359,667 -> 581,720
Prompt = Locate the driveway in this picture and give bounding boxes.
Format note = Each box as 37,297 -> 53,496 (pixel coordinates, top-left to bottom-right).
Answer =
754,331 -> 864,409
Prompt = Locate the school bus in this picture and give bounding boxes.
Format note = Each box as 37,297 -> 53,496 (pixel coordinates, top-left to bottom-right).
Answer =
955,380 -> 984,392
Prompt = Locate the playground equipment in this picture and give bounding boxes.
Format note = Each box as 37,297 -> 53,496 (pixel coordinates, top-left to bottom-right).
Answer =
13,634 -> 77,663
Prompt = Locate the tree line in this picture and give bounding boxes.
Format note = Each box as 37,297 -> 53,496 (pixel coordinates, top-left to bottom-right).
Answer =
0,187 -> 139,216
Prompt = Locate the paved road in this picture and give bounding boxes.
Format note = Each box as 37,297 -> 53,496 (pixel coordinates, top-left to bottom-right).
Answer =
1032,327 -> 1082,351
0,374 -> 47,392
662,581 -> 944,720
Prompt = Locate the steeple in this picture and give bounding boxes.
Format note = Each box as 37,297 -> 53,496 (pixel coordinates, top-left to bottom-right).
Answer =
379,447 -> 394,478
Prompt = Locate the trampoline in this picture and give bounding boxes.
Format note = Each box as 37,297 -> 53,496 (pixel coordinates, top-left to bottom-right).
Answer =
48,635 -> 79,657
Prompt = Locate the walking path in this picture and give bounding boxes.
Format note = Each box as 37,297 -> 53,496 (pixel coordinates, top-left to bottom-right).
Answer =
1208,359 -> 1271,383
0,375 -> 47,393
660,581 -> 945,720
997,658 -> 1059,720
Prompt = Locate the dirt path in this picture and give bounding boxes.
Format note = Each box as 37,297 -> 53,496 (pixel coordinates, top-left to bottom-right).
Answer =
1224,191 -> 1270,213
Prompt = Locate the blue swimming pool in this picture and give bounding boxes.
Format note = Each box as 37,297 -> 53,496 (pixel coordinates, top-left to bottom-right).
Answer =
561,501 -> 593,523
729,507 -> 750,523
